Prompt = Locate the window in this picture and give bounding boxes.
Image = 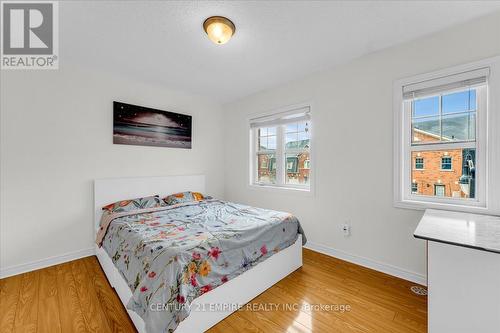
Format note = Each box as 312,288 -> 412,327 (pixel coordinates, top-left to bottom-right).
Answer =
408,82 -> 481,200
303,159 -> 310,169
394,57 -> 500,214
269,157 -> 276,171
286,157 -> 298,173
415,157 -> 424,169
250,106 -> 311,190
441,156 -> 452,170
409,82 -> 481,200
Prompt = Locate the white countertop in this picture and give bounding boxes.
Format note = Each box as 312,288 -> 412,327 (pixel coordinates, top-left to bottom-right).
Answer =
414,209 -> 500,254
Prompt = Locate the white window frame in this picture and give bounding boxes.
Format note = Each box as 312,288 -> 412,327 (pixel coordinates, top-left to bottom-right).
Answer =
393,57 -> 500,214
248,103 -> 314,194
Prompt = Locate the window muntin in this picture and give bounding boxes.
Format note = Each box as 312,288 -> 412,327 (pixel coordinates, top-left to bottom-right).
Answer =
251,108 -> 311,190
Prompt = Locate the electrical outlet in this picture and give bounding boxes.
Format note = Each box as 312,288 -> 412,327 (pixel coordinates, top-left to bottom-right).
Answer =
341,223 -> 351,237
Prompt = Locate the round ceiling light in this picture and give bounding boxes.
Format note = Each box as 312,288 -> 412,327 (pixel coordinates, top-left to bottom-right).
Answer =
203,16 -> 235,45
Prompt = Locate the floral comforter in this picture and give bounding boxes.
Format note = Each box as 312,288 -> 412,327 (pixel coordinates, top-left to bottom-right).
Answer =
99,199 -> 306,333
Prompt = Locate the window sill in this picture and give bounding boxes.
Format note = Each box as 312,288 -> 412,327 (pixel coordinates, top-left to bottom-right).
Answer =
394,199 -> 490,215
248,183 -> 313,196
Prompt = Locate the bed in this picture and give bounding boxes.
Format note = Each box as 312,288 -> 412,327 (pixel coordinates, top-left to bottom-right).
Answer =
94,175 -> 304,333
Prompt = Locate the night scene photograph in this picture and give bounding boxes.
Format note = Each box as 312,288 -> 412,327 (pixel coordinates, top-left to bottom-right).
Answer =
113,101 -> 192,149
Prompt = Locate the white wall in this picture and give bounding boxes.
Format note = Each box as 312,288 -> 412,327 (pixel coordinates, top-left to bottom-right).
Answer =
0,64 -> 225,273
222,12 -> 500,282
2,10 -> 499,283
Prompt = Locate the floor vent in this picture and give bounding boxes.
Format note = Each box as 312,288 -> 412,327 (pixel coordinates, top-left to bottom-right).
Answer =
410,286 -> 428,296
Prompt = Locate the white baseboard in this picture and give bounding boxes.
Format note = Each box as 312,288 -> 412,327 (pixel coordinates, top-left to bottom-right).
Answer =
304,241 -> 427,286
0,247 -> 96,279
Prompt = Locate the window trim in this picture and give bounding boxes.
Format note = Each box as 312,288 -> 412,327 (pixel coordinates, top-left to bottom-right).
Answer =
393,57 -> 500,214
248,102 -> 314,195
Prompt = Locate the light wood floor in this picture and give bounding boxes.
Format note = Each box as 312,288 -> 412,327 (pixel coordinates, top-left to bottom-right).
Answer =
0,249 -> 427,332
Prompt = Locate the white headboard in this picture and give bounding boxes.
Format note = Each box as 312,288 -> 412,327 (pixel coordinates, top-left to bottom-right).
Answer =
94,175 -> 205,230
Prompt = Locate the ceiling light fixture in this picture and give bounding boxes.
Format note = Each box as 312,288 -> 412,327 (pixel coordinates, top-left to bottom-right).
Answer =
203,16 -> 235,45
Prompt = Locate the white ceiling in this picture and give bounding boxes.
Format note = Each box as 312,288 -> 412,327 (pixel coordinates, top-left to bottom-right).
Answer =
62,1 -> 500,104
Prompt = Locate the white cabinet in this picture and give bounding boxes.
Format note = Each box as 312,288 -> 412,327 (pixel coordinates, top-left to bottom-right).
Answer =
414,209 -> 500,333
427,241 -> 500,333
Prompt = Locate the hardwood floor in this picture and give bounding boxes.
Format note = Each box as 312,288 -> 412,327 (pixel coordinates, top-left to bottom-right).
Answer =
0,249 -> 427,332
